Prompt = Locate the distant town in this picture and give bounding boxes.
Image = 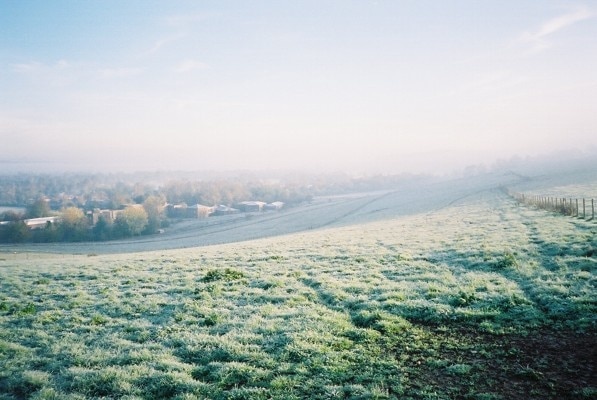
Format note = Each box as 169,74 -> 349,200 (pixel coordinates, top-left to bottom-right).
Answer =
0,173 -> 313,243
0,171 -> 422,243
1,199 -> 285,241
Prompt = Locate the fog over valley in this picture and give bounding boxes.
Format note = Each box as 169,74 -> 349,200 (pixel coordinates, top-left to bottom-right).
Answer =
1,1 -> 596,175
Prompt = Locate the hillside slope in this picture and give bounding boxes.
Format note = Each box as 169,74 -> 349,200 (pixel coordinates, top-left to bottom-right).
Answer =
1,187 -> 595,399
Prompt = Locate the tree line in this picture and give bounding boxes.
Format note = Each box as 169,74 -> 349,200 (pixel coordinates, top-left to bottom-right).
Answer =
0,173 -> 316,243
0,171 -> 427,243
0,197 -> 160,243
0,173 -> 317,209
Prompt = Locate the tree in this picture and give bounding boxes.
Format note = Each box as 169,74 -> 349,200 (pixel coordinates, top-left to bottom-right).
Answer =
92,215 -> 112,241
26,198 -> 51,218
32,220 -> 59,242
143,195 -> 165,234
114,206 -> 148,237
4,221 -> 30,243
1,210 -> 24,222
60,207 -> 89,241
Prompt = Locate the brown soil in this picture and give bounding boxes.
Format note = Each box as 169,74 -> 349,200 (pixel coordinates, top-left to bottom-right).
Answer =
405,327 -> 596,399
498,329 -> 596,399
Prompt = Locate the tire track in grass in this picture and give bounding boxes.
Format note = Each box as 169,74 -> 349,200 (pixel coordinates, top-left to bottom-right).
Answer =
316,190 -> 399,228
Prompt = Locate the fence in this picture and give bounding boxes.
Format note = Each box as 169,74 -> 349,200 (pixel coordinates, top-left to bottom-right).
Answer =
505,189 -> 595,221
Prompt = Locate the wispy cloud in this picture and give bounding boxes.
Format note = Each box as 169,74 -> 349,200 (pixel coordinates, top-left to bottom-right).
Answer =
55,59 -> 70,69
174,60 -> 208,73
98,67 -> 143,79
520,6 -> 593,52
12,61 -> 43,72
144,34 -> 186,55
12,60 -> 72,73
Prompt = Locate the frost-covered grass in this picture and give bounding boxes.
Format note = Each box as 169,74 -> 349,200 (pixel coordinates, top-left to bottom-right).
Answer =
532,182 -> 596,198
0,189 -> 595,399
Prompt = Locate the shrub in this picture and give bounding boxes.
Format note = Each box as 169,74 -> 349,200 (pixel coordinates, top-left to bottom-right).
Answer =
494,252 -> 518,269
202,268 -> 245,282
19,303 -> 36,315
450,290 -> 477,307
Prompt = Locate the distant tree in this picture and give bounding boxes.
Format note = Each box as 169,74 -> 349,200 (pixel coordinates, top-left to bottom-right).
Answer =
1,210 -> 24,222
133,195 -> 145,204
26,198 -> 51,218
92,215 -> 112,241
114,206 -> 148,237
32,220 -> 59,242
5,221 -> 30,243
108,182 -> 134,208
198,182 -> 222,205
142,195 -> 165,234
60,207 -> 89,241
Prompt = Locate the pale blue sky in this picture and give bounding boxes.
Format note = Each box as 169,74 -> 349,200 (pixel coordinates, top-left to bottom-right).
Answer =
1,1 -> 596,173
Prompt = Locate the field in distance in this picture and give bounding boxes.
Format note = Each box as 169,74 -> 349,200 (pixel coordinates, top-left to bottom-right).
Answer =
0,172 -> 524,255
0,176 -> 595,399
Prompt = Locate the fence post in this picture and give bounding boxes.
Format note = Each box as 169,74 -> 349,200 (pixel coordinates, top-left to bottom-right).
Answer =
515,193 -> 596,221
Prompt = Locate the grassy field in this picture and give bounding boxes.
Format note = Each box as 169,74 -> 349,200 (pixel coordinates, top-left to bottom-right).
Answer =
0,187 -> 595,399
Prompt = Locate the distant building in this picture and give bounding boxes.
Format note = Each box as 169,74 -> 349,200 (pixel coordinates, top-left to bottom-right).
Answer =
213,205 -> 239,216
167,204 -> 214,219
87,209 -> 123,225
166,204 -> 187,219
24,217 -> 61,230
237,201 -> 266,212
265,201 -> 284,211
188,204 -> 214,218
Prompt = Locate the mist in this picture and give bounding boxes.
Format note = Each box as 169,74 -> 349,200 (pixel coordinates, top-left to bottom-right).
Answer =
1,1 -> 596,176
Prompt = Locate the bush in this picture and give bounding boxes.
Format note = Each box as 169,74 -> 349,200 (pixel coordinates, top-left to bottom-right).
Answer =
202,268 -> 245,282
494,252 -> 518,269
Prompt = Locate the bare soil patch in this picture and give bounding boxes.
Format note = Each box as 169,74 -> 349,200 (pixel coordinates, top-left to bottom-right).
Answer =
410,327 -> 596,399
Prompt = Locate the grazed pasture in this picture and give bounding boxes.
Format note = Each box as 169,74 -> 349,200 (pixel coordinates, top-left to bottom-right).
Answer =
0,187 -> 595,399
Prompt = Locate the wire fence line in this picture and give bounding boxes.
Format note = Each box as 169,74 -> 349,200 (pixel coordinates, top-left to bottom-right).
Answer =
504,188 -> 595,221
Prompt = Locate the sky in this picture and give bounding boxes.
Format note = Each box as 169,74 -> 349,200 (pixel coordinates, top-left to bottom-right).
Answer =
1,0 -> 596,174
